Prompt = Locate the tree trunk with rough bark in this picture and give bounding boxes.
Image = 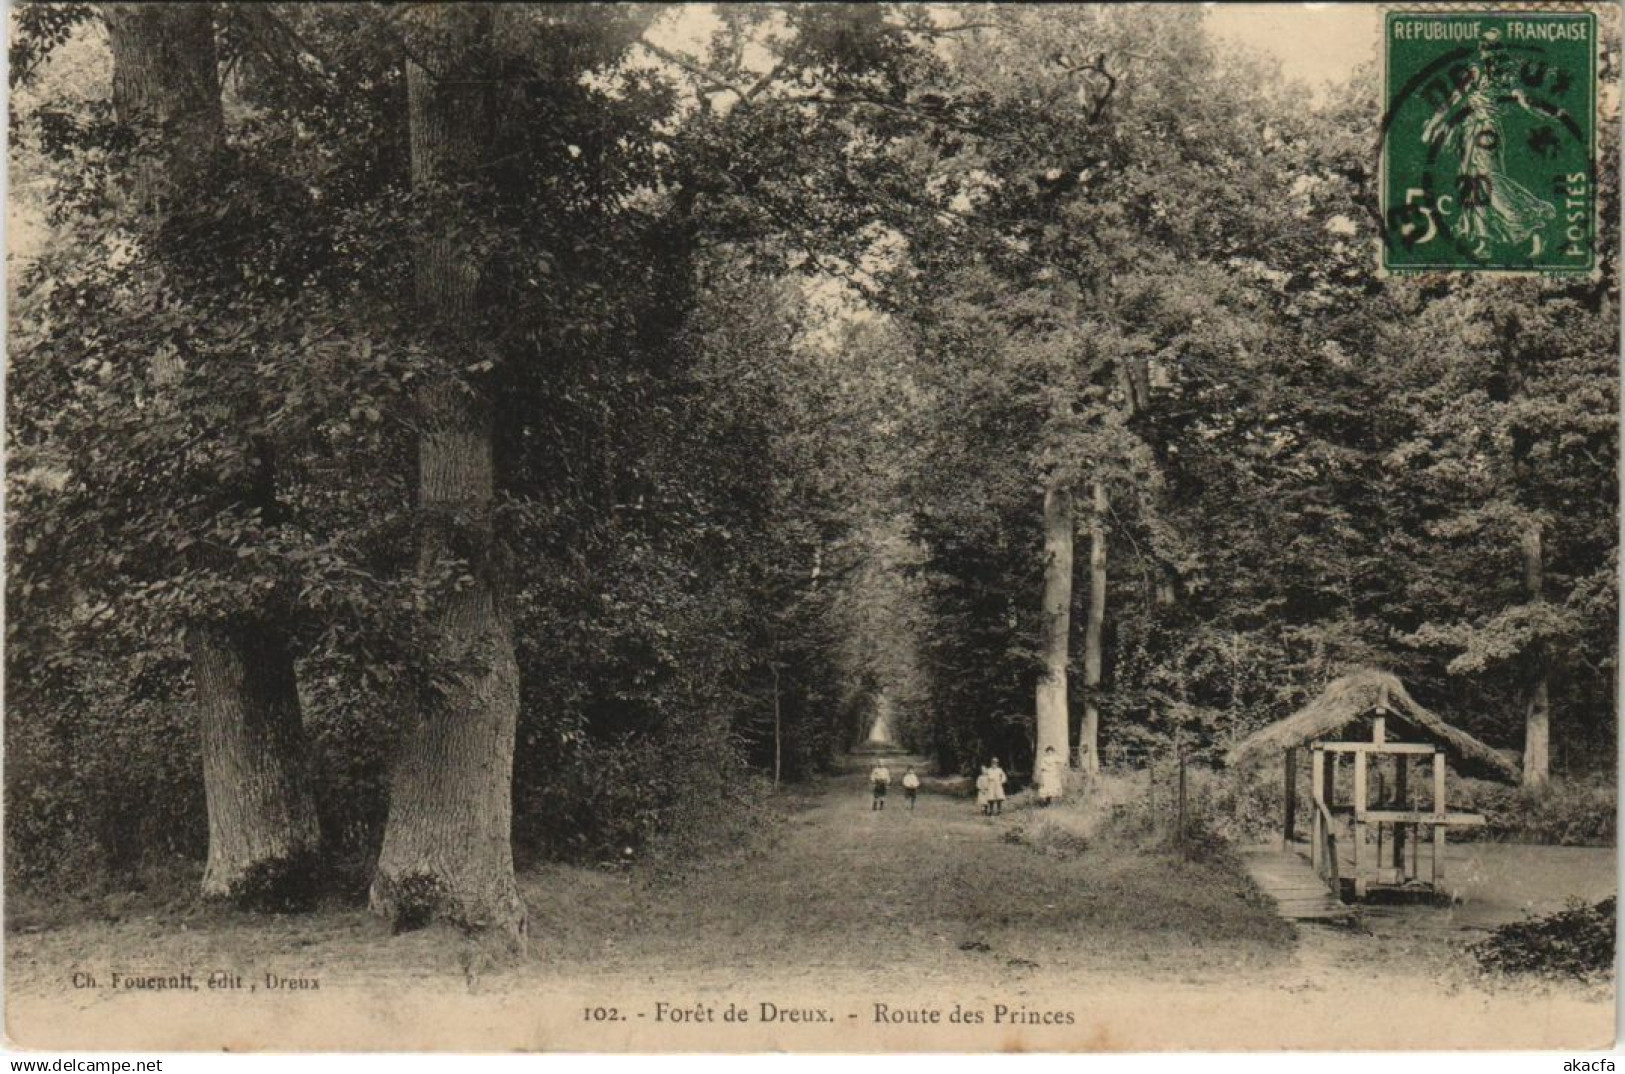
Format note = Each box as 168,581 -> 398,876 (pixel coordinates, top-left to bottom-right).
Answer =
1079,480 -> 1108,777
1035,482 -> 1073,792
370,6 -> 526,940
107,2 -> 320,909
105,4 -> 224,214
190,622 -> 321,907
1521,520 -> 1550,792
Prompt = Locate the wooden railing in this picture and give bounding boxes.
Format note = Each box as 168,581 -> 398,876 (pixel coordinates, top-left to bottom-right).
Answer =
1311,797 -> 1341,898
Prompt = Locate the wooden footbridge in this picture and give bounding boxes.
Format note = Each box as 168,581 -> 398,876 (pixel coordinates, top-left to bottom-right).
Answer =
1229,671 -> 1520,923
1241,844 -> 1354,922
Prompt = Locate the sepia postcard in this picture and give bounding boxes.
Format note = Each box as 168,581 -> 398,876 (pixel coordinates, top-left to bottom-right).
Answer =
5,1 -> 1618,1053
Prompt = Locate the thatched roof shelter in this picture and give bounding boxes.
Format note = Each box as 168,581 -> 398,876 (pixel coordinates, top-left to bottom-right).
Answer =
1227,668 -> 1520,783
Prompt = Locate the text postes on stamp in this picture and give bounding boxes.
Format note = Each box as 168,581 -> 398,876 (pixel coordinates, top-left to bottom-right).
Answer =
1382,10 -> 1596,273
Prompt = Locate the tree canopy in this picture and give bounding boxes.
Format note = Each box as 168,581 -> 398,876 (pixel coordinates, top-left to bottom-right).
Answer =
7,3 -> 1617,918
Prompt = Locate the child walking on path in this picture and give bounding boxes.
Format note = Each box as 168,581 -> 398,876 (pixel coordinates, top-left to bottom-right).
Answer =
975,766 -> 990,816
902,767 -> 920,810
870,764 -> 891,810
986,758 -> 1007,816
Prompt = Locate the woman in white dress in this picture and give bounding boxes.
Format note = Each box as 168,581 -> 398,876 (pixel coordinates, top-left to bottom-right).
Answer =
1036,746 -> 1065,805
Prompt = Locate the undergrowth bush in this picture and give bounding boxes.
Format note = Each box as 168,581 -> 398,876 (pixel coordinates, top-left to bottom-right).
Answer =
6,687 -> 208,896
513,722 -> 773,873
1207,766 -> 1617,848
1455,776 -> 1616,846
1018,766 -> 1241,866
1472,897 -> 1616,980
1197,766 -> 1284,844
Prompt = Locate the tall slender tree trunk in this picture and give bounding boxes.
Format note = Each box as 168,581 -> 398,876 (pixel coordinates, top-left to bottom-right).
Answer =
1118,355 -> 1176,607
107,3 -> 319,909
1079,480 -> 1108,777
1035,482 -> 1073,790
772,662 -> 783,790
370,6 -> 526,939
1520,520 -> 1550,792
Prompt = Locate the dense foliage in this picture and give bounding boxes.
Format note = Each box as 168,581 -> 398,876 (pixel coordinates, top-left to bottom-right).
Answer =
1473,897 -> 1617,980
891,11 -> 1619,778
6,4 -> 1617,905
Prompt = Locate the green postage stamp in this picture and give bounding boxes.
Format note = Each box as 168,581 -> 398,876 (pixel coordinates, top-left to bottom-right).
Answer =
1382,9 -> 1597,273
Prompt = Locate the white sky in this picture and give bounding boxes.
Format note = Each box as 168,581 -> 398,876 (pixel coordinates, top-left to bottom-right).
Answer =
645,4 -> 1383,97
1205,3 -> 1381,100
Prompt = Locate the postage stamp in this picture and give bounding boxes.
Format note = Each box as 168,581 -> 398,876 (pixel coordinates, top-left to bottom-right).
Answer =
1381,10 -> 1597,273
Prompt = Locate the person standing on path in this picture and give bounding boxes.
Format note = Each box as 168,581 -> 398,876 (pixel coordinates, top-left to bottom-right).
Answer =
975,766 -> 991,816
986,758 -> 1007,816
902,767 -> 920,810
1036,745 -> 1065,806
870,763 -> 891,810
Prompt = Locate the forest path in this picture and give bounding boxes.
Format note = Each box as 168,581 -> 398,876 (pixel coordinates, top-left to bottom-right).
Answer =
7,768 -> 1614,1050
534,766 -> 1123,987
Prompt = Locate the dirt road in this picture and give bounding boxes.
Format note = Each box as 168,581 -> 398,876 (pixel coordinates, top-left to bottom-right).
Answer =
8,769 -> 1613,1050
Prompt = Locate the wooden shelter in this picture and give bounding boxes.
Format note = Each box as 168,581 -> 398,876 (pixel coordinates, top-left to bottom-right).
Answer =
1228,669 -> 1519,900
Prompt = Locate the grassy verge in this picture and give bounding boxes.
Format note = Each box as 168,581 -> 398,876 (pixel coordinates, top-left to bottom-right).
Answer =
1002,781 -> 1293,947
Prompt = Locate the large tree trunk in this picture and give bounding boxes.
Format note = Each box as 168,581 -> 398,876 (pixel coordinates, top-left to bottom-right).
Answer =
1520,520 -> 1550,792
370,7 -> 526,940
1079,480 -> 1108,777
190,622 -> 320,908
107,3 -> 319,909
1035,482 -> 1073,791
105,4 -> 224,214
